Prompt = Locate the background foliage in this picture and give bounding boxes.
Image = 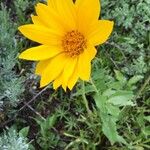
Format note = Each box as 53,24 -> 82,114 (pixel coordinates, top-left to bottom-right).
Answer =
0,0 -> 149,149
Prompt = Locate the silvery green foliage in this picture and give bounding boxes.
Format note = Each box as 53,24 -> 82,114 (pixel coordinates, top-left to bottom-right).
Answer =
0,129 -> 29,150
101,0 -> 149,75
0,4 -> 24,108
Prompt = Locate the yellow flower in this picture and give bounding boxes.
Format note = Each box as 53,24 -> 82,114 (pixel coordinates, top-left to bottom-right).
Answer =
19,0 -> 114,91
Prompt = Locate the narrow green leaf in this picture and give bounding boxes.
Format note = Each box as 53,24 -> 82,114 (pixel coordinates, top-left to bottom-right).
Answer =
47,115 -> 57,128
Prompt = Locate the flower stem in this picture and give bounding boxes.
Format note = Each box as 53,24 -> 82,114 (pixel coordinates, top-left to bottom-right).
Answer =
81,81 -> 91,116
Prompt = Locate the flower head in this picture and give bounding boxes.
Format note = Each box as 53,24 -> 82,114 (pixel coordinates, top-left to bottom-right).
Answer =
19,0 -> 114,90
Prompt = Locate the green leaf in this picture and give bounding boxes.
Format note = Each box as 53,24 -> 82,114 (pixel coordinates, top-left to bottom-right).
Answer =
94,93 -> 107,113
19,126 -> 29,137
132,146 -> 144,150
72,84 -> 95,96
46,115 -> 57,128
41,115 -> 57,137
103,89 -> 116,97
101,114 -> 118,145
107,91 -> 135,106
101,114 -> 126,145
109,81 -> 123,90
94,93 -> 126,145
144,127 -> 150,136
106,104 -> 120,117
33,117 -> 45,126
114,70 -> 126,83
144,116 -> 150,122
127,75 -> 143,86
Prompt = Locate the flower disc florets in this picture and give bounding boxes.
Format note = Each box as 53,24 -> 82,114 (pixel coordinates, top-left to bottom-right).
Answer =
62,30 -> 87,57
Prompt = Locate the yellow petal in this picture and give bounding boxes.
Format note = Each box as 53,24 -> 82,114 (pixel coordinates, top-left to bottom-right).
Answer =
18,25 -> 62,45
68,61 -> 79,90
62,57 -> 77,87
56,0 -> 76,30
35,3 -> 64,32
35,59 -> 50,75
53,58 -> 78,91
35,3 -> 51,27
88,20 -> 114,46
53,56 -> 77,91
19,45 -> 62,60
53,74 -> 63,90
62,84 -> 67,92
31,15 -> 44,26
88,46 -> 97,60
78,46 -> 97,80
47,1 -> 74,32
40,53 -> 69,88
75,0 -> 100,34
78,60 -> 91,81
35,3 -> 51,28
48,0 -> 57,10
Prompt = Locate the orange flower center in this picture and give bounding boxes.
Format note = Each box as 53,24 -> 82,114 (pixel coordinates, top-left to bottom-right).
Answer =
62,30 -> 87,57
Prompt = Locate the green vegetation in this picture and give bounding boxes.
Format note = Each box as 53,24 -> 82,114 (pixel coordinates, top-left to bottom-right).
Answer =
0,0 -> 149,149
